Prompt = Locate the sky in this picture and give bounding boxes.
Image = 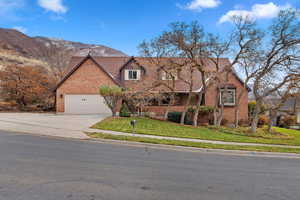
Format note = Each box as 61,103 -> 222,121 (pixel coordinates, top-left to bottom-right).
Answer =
0,0 -> 299,55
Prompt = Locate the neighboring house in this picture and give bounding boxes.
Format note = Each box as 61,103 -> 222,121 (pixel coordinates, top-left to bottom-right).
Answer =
54,54 -> 249,123
277,97 -> 300,124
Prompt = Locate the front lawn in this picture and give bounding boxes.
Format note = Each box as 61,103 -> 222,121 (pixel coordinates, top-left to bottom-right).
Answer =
92,117 -> 300,146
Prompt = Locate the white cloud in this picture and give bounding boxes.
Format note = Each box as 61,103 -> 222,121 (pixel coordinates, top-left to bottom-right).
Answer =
12,26 -> 27,34
38,0 -> 68,14
182,0 -> 221,11
219,2 -> 291,23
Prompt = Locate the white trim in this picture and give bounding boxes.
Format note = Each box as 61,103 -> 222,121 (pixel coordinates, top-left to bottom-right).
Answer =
125,69 -> 140,80
220,88 -> 236,106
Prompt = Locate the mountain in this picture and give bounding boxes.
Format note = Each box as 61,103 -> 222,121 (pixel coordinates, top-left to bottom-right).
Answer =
0,28 -> 127,69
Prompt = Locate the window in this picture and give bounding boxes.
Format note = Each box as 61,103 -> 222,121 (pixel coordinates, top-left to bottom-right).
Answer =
220,89 -> 236,106
162,70 -> 178,80
125,70 -> 140,80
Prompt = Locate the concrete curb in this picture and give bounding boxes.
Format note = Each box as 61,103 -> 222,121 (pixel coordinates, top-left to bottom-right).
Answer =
87,137 -> 300,159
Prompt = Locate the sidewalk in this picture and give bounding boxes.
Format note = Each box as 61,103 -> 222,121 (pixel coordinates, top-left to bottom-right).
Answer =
86,128 -> 300,149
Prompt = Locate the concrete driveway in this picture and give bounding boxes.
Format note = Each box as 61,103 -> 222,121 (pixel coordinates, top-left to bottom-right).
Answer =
0,113 -> 108,139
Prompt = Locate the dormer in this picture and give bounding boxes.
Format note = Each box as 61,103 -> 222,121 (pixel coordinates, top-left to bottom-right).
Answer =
119,57 -> 146,82
124,69 -> 141,80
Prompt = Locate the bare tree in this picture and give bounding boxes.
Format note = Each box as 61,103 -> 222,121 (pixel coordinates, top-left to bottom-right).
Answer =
41,43 -> 73,82
205,16 -> 263,127
249,9 -> 300,133
205,35 -> 231,126
159,22 -> 211,125
139,36 -> 179,119
229,16 -> 264,127
124,89 -> 165,116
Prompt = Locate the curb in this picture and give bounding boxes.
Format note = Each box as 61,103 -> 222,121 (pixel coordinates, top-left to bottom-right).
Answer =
87,137 -> 300,159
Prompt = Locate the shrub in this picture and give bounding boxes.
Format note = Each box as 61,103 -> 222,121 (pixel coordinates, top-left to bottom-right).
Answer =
188,106 -> 214,114
248,101 -> 267,120
99,85 -> 123,116
221,118 -> 229,126
279,115 -> 297,127
258,115 -> 269,127
119,103 -> 131,117
0,65 -> 55,109
199,106 -> 214,114
168,112 -> 181,123
187,106 -> 214,125
167,112 -> 192,125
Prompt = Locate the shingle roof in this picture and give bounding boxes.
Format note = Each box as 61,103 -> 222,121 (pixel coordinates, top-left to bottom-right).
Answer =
56,55 -> 247,92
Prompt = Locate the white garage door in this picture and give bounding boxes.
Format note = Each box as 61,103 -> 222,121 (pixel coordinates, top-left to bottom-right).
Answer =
65,95 -> 111,114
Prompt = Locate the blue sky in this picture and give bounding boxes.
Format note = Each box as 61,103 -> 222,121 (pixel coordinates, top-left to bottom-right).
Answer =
0,0 -> 299,55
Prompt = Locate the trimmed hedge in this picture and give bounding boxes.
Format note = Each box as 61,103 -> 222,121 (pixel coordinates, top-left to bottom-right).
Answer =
167,112 -> 193,125
119,103 -> 131,117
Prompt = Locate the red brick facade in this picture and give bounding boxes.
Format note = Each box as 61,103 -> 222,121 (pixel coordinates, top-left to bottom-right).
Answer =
56,58 -> 117,112
55,56 -> 249,123
205,73 -> 249,123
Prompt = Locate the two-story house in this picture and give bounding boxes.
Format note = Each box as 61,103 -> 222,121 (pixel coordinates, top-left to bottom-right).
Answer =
54,54 -> 249,123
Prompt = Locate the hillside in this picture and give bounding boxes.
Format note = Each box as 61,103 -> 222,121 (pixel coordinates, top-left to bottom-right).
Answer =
0,28 -> 127,70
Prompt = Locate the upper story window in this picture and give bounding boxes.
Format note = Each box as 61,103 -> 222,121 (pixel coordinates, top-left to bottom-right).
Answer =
125,69 -> 140,80
161,70 -> 178,80
220,88 -> 236,106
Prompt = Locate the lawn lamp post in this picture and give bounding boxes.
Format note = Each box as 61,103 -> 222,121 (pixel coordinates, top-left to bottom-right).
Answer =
130,120 -> 137,135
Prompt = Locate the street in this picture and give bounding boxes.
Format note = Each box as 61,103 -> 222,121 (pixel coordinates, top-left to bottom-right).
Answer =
0,131 -> 299,200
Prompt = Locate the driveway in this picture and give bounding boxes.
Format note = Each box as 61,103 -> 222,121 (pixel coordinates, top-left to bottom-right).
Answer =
0,113 -> 108,139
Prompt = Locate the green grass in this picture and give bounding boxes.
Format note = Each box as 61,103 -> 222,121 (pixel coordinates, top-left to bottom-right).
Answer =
92,117 -> 300,146
88,132 -> 300,154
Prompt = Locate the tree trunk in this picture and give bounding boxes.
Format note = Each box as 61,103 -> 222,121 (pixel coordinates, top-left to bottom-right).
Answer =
250,100 -> 261,133
180,111 -> 186,125
193,92 -> 203,127
193,109 -> 199,127
164,94 -> 174,120
250,114 -> 259,133
267,119 -> 273,133
180,92 -> 192,125
234,107 -> 239,128
17,96 -> 27,110
164,110 -> 169,120
214,104 -> 224,127
216,107 -> 224,127
213,109 -> 217,126
268,110 -> 277,133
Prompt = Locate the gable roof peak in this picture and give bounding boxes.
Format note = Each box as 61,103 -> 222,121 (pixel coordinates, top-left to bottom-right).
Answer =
53,54 -> 121,91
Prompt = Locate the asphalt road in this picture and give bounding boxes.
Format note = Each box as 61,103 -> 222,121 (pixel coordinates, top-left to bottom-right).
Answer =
0,131 -> 300,200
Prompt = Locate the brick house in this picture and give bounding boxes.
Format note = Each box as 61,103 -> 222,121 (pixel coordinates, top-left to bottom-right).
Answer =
54,54 -> 249,123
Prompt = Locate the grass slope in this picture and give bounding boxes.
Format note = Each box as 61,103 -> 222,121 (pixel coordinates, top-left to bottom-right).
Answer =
92,117 -> 300,146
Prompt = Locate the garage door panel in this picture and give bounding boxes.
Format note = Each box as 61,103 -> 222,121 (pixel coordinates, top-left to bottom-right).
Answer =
65,95 -> 111,114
